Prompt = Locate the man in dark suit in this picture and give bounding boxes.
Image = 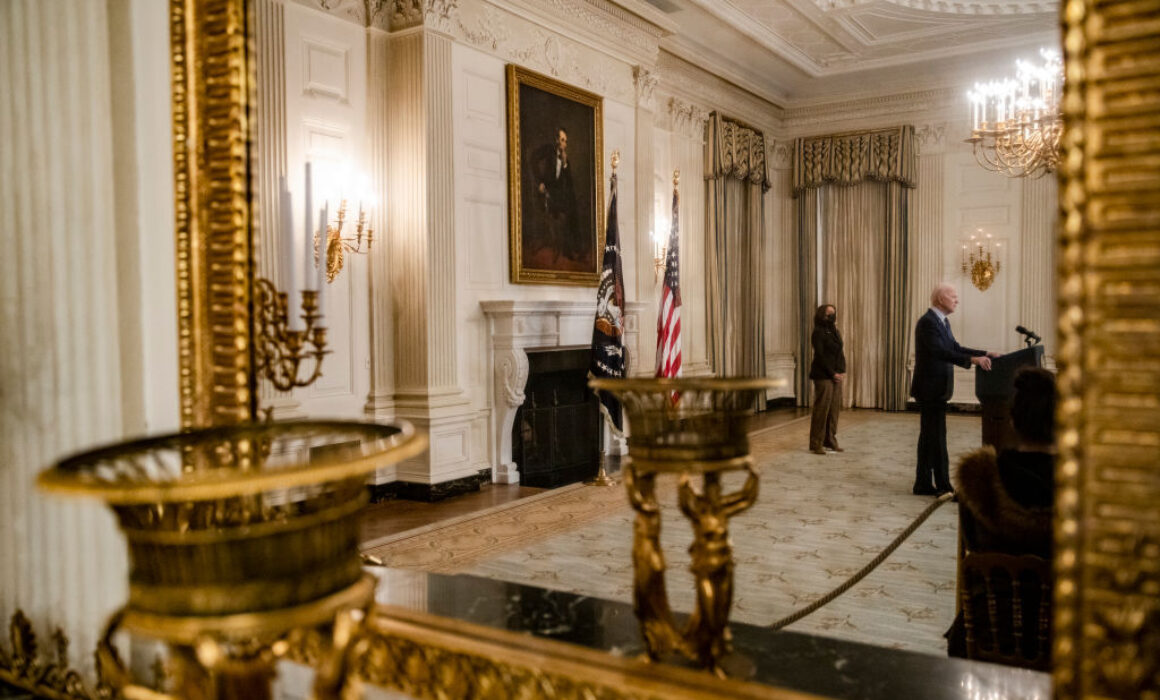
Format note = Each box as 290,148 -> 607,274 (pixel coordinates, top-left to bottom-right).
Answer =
911,284 -> 999,496
532,127 -> 579,262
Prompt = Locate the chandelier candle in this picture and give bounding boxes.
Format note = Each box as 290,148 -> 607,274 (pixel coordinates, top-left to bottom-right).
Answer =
965,48 -> 1062,178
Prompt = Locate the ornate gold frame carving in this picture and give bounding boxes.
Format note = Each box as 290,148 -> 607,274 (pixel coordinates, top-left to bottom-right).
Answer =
172,0 -> 256,428
142,0 -> 1159,698
506,65 -> 605,287
311,605 -> 822,700
0,610 -> 113,700
1055,1 -> 1160,697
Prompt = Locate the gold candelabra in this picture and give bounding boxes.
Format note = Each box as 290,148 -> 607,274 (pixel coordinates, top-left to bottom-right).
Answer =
38,420 -> 428,700
588,376 -> 777,677
316,200 -> 373,284
961,229 -> 1002,292
254,278 -> 328,391
964,49 -> 1062,178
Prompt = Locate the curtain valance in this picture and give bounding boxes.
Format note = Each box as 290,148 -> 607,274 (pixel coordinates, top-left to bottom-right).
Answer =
792,125 -> 916,195
707,112 -> 771,192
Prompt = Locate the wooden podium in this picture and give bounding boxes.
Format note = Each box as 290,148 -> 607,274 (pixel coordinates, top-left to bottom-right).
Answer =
974,345 -> 1045,449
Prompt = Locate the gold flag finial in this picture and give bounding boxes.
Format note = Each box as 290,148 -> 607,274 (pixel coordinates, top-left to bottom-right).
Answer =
673,169 -> 680,189
611,150 -> 620,172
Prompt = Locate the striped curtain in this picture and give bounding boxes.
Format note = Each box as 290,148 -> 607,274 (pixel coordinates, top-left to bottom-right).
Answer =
706,113 -> 770,389
795,189 -> 818,406
792,127 -> 915,410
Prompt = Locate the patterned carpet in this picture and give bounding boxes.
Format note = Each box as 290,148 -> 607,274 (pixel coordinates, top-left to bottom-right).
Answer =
363,410 -> 983,655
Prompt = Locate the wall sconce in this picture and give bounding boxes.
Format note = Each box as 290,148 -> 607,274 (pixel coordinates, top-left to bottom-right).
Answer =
315,200 -> 373,284
961,228 -> 1002,291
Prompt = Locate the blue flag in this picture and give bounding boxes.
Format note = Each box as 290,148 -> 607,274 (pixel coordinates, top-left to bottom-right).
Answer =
589,172 -> 626,430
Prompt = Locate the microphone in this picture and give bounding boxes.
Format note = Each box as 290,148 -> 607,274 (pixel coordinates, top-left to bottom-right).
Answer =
1015,325 -> 1042,344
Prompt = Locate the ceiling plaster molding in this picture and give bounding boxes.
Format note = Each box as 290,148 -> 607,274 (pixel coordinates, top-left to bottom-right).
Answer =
663,34 -> 795,107
681,0 -> 831,77
656,51 -> 785,135
816,0 -> 1057,14
781,86 -> 960,132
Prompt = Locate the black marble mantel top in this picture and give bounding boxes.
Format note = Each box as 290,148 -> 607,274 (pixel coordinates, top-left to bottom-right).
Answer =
370,567 -> 1051,700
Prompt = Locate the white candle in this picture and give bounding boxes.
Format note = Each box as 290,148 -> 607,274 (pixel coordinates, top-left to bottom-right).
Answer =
303,161 -> 314,293
279,177 -> 301,331
317,203 -> 328,323
278,177 -> 294,291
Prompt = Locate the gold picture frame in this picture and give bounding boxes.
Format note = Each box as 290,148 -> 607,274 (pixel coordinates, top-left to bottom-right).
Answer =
506,65 -> 604,286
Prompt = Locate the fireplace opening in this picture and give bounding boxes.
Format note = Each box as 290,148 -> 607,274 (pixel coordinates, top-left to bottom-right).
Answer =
511,348 -> 601,488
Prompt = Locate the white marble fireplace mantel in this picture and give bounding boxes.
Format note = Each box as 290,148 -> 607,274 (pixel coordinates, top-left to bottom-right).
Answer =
480,300 -> 600,483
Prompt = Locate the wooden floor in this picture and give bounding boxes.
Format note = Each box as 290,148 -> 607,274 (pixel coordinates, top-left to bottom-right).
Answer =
359,404 -> 810,544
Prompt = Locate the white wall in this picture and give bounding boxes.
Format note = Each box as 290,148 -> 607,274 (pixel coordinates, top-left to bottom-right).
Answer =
266,2 -> 371,420
449,38 -> 639,478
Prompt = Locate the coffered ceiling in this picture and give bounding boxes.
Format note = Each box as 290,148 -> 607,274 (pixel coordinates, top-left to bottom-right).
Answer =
640,0 -> 1060,106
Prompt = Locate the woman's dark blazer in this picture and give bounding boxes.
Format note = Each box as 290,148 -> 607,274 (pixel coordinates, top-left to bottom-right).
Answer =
809,324 -> 846,380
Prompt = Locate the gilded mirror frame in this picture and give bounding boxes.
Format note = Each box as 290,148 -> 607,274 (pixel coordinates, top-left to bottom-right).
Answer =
172,0 -> 255,428
169,0 -> 1160,697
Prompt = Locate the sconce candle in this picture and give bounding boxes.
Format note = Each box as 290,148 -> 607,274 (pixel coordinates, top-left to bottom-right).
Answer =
279,177 -> 300,331
303,161 -> 314,296
317,203 -> 328,320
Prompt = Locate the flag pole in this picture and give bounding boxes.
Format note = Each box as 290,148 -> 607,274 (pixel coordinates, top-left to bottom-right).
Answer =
588,149 -> 622,488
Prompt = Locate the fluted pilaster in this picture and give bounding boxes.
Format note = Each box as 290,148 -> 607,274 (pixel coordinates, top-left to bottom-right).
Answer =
366,25 -> 396,414
633,67 -> 657,337
909,154 -> 944,351
255,0 -> 300,415
1020,175 -> 1057,356
0,0 -> 128,676
388,28 -> 459,400
666,102 -> 708,374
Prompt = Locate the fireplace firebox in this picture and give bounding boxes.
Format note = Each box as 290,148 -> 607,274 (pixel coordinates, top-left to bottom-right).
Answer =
511,348 -> 601,488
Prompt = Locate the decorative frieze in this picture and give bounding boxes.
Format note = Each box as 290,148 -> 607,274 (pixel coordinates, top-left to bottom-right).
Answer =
490,0 -> 666,62
444,1 -> 635,103
289,0 -> 371,26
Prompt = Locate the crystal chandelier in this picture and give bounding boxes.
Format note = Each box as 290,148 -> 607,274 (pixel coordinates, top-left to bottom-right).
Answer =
965,49 -> 1062,178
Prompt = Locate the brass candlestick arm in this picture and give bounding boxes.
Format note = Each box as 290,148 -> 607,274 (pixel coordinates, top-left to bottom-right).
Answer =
316,200 -> 374,284
254,278 -> 329,392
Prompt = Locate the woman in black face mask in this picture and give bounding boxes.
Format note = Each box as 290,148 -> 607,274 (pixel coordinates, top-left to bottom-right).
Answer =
808,304 -> 846,455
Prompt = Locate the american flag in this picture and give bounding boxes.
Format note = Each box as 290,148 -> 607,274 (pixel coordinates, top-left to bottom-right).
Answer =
589,172 -> 626,430
655,188 -> 681,378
